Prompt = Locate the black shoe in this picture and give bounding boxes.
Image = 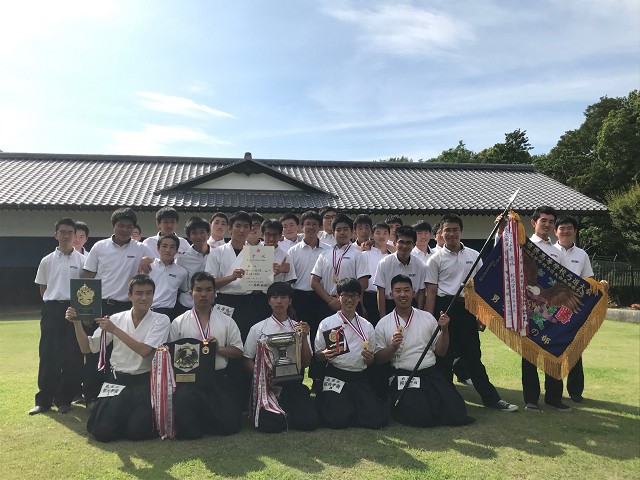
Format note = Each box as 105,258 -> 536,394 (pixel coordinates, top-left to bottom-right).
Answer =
28,405 -> 50,415
544,400 -> 572,412
72,394 -> 85,405
570,395 -> 583,403
86,400 -> 98,414
57,405 -> 72,414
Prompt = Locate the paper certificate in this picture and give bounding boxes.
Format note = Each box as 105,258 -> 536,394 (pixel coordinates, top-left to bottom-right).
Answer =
241,245 -> 274,291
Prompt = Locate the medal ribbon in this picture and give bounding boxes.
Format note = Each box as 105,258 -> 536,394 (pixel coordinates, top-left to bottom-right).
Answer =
394,308 -> 414,331
271,315 -> 296,331
192,308 -> 211,341
338,311 -> 367,342
332,243 -> 352,277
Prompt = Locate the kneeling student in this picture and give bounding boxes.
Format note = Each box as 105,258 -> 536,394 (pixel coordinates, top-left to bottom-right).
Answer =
374,274 -> 474,428
66,275 -> 171,442
168,272 -> 244,438
243,282 -> 319,433
315,278 -> 388,429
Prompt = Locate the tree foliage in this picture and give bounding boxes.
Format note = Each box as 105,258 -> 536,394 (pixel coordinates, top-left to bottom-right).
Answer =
431,141 -> 475,163
607,184 -> 640,262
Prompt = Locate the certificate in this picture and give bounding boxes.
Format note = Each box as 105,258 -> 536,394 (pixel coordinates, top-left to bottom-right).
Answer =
70,278 -> 102,321
241,245 -> 274,291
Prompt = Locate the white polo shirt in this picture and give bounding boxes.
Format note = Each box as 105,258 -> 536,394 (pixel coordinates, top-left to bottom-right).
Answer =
279,234 -> 303,252
83,237 -> 155,302
169,309 -> 243,370
374,308 -> 441,371
530,234 -> 561,262
175,246 -> 209,308
243,316 -> 311,360
411,246 -> 433,265
373,253 -> 427,299
315,312 -> 375,372
425,243 -> 481,297
207,237 -> 226,249
311,243 -> 370,296
362,246 -> 390,292
143,233 -> 191,257
88,309 -> 170,375
35,248 -> 85,301
289,238 -> 331,291
274,245 -> 297,283
205,242 -> 250,295
554,243 -> 594,277
318,231 -> 336,247
148,259 -> 189,309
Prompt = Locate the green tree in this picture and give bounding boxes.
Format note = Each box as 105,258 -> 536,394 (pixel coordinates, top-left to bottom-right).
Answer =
431,140 -> 475,163
377,156 -> 413,162
607,184 -> 640,262
475,129 -> 533,164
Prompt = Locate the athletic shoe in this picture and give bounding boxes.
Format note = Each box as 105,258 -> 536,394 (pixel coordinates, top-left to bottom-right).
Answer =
28,405 -> 50,415
570,395 -> 584,403
544,401 -> 572,412
489,400 -> 518,412
525,403 -> 542,412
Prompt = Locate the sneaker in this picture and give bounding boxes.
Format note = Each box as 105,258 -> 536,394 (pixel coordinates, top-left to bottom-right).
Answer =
525,403 -> 542,412
458,378 -> 474,387
28,405 -> 50,415
490,400 -> 518,412
570,395 -> 583,403
544,401 -> 572,412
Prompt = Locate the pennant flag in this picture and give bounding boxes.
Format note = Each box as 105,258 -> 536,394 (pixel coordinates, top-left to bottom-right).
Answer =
465,213 -> 608,380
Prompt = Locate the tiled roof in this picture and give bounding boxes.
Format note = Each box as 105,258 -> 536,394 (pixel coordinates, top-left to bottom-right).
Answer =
0,152 -> 607,215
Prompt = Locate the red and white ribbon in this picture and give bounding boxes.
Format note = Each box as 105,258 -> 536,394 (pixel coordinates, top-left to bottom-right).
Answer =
192,308 -> 211,341
394,308 -> 415,331
151,346 -> 176,439
338,311 -> 367,342
333,243 -> 352,277
97,328 -> 107,372
251,339 -> 285,428
502,218 -> 528,335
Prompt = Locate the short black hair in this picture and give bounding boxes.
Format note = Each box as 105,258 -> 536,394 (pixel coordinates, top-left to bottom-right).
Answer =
190,271 -> 215,290
532,206 -> 558,222
391,274 -> 413,289
157,233 -> 180,249
372,221 -> 390,234
412,220 -> 432,233
279,212 -> 299,225
331,213 -> 353,232
336,277 -> 362,295
395,225 -> 417,243
133,224 -> 142,233
111,208 -> 137,227
300,210 -> 322,225
74,221 -> 89,236
555,215 -> 578,230
229,211 -> 252,227
156,207 -> 179,223
55,217 -> 76,231
267,281 -> 294,298
128,274 -> 155,294
354,214 -> 373,228
386,215 -> 403,226
261,218 -> 283,235
432,222 -> 441,234
440,213 -> 463,230
249,212 -> 264,225
185,216 -> 211,236
209,212 -> 228,224
320,206 -> 339,217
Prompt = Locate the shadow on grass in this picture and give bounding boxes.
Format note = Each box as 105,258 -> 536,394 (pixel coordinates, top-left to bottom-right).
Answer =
46,385 -> 639,479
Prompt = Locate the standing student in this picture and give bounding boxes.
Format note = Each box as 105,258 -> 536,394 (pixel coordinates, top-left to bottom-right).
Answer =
318,207 -> 338,246
73,221 -> 90,256
148,234 -> 189,318
373,226 -> 426,317
362,222 -> 392,325
175,216 -> 211,316
432,222 -> 444,251
554,216 -> 594,404
279,212 -> 302,252
261,219 -> 297,284
131,225 -> 143,242
314,278 -> 388,430
374,274 -> 475,427
425,213 -> 518,412
143,207 -> 191,256
353,214 -> 373,250
411,220 -> 433,264
29,218 -> 85,415
247,212 -> 265,246
208,212 -> 228,249
169,272 -> 244,438
386,215 -> 403,250
66,275 -> 171,442
243,282 -> 319,433
82,208 -> 155,404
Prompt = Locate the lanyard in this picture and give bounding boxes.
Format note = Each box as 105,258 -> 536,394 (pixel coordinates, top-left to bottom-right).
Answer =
338,311 -> 367,342
271,315 -> 296,331
192,308 -> 211,340
394,308 -> 414,332
332,243 -> 352,276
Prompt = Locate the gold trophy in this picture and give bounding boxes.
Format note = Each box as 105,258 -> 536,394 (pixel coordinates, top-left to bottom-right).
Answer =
266,332 -> 302,382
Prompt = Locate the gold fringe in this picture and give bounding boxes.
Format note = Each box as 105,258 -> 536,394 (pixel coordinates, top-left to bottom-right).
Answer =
464,279 -> 608,380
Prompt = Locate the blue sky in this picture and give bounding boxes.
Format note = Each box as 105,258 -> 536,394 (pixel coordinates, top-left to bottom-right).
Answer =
0,0 -> 638,161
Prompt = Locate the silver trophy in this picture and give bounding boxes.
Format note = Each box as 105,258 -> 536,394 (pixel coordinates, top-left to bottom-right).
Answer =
266,332 -> 302,382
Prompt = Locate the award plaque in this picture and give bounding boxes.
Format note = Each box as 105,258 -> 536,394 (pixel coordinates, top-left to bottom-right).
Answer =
70,279 -> 102,321
266,332 -> 303,382
322,327 -> 349,356
167,338 -> 216,387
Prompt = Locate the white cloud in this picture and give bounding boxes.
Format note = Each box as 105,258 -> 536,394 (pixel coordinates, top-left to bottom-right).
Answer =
138,92 -> 236,119
321,1 -> 474,57
108,124 -> 231,156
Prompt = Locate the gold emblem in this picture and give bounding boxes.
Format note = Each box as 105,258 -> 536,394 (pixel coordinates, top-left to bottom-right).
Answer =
296,326 -> 304,335
396,326 -> 404,334
202,342 -> 210,355
329,330 -> 337,342
77,283 -> 95,306
362,341 -> 369,351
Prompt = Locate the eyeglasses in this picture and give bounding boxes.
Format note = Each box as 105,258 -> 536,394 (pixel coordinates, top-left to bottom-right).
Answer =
339,293 -> 359,300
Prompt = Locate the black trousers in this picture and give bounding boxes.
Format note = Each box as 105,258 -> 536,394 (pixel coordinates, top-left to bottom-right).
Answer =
256,381 -> 320,433
292,290 -> 330,386
522,358 -> 563,405
215,292 -> 270,342
87,372 -> 156,442
318,365 -> 388,430
362,291 -> 380,326
34,301 -> 83,408
567,357 -> 584,397
435,297 -> 500,406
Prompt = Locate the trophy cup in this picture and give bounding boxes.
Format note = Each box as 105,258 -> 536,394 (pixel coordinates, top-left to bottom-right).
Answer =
266,332 -> 302,382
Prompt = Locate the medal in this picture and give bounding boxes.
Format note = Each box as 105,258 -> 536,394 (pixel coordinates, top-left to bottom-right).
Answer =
333,274 -> 339,285
394,308 -> 414,334
329,330 -> 337,342
202,341 -> 210,355
332,243 -> 352,285
396,326 -> 404,334
362,340 -> 369,351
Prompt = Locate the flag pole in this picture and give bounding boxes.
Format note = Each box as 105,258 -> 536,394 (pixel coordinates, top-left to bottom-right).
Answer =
394,189 -> 520,407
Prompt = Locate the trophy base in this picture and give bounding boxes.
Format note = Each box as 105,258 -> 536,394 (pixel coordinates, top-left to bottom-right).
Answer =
272,363 -> 302,383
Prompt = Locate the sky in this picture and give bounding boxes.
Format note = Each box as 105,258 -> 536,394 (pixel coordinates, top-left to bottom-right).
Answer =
0,0 -> 638,161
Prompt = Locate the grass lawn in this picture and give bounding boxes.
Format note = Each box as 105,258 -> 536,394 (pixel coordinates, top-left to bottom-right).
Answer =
1,318 -> 638,480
